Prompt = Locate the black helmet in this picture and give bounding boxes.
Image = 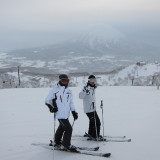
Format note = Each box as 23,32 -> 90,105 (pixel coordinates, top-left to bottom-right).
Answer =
88,75 -> 96,83
88,75 -> 96,79
59,74 -> 69,80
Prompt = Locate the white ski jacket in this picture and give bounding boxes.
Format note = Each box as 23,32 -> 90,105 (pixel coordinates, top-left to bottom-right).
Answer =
45,83 -> 76,119
79,84 -> 96,113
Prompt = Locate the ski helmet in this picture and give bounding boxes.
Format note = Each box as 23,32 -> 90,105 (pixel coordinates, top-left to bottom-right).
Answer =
59,74 -> 69,81
88,75 -> 96,83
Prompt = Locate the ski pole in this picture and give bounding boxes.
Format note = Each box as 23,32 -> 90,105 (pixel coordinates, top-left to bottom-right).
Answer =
72,119 -> 75,128
53,113 -> 56,160
52,94 -> 57,142
94,111 -> 98,142
100,100 -> 104,141
53,113 -> 56,142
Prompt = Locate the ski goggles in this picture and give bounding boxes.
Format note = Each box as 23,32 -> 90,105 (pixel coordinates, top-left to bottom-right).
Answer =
88,78 -> 96,83
61,79 -> 69,84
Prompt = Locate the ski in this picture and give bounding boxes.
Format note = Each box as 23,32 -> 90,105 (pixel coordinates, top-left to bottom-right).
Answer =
54,147 -> 111,158
107,138 -> 131,142
32,143 -> 111,158
49,140 -> 99,151
72,132 -> 131,142
77,146 -> 99,151
73,135 -> 126,139
32,142 -> 99,151
74,132 -> 126,139
87,137 -> 131,142
104,135 -> 126,139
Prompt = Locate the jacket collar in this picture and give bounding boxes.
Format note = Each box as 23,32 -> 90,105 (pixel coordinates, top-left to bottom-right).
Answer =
57,82 -> 68,90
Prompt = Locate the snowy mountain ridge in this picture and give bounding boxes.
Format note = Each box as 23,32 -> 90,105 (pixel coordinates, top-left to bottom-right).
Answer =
1,25 -> 160,74
70,25 -> 126,49
1,62 -> 160,88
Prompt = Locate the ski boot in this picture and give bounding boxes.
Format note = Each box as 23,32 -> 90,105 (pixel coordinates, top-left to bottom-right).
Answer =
49,140 -> 62,149
61,145 -> 78,152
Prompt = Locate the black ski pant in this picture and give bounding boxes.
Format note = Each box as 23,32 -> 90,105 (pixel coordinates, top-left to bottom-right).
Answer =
86,111 -> 101,138
54,119 -> 72,148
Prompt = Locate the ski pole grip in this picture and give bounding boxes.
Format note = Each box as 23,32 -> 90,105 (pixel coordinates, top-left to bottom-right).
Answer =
100,100 -> 103,109
101,100 -> 103,106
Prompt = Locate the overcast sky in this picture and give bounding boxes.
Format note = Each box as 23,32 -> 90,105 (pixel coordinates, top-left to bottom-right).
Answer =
0,0 -> 160,50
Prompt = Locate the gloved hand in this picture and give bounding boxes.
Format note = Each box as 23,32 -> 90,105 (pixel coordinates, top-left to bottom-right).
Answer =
51,95 -> 58,113
50,106 -> 58,113
83,86 -> 90,94
72,111 -> 78,120
45,103 -> 58,113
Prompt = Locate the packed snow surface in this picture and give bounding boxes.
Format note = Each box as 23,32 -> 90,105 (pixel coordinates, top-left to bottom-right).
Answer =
0,86 -> 160,160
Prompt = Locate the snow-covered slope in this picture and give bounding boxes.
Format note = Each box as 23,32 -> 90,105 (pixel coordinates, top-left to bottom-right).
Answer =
1,62 -> 160,88
0,87 -> 160,160
99,62 -> 160,86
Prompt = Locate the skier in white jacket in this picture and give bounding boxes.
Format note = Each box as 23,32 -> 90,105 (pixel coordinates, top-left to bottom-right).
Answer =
45,74 -> 78,152
79,75 -> 102,140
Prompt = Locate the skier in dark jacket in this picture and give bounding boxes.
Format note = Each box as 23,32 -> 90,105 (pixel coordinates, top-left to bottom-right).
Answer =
79,75 -> 103,140
45,74 -> 78,151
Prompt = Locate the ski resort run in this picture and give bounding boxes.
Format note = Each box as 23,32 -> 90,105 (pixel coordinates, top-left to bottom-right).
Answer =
0,86 -> 160,160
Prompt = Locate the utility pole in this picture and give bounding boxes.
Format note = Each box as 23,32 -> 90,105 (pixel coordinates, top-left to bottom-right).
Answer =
157,75 -> 160,90
18,66 -> 21,87
131,77 -> 134,86
10,79 -> 12,87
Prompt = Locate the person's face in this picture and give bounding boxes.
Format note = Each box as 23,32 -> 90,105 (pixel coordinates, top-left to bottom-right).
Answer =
89,78 -> 96,85
61,79 -> 69,84
89,81 -> 95,85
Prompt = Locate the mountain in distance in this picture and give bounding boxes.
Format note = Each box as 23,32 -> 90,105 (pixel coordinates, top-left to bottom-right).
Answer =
2,24 -> 160,74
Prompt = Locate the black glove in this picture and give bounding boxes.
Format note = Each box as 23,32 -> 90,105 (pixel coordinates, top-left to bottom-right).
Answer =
50,106 -> 58,113
51,95 -> 58,113
45,103 -> 58,113
83,86 -> 90,94
72,111 -> 78,120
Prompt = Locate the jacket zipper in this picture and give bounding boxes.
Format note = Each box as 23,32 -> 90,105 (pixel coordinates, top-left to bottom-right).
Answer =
60,88 -> 65,103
